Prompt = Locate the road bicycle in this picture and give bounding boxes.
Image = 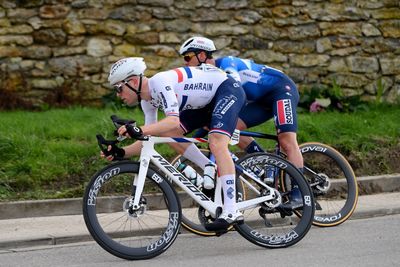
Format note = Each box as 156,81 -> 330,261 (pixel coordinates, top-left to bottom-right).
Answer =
82,116 -> 315,260
172,130 -> 358,236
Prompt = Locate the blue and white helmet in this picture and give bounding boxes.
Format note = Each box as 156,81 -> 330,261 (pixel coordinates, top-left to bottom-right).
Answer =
179,36 -> 216,55
108,57 -> 146,85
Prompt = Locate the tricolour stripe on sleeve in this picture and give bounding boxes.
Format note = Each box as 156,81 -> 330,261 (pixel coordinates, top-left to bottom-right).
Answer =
183,66 -> 192,79
173,68 -> 183,83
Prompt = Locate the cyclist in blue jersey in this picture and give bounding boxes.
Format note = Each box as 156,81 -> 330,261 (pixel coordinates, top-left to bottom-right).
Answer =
179,37 -> 304,205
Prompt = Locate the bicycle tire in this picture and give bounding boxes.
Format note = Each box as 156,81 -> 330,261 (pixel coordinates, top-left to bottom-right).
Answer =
234,152 -> 315,248
297,142 -> 358,227
83,160 -> 181,260
170,150 -> 245,237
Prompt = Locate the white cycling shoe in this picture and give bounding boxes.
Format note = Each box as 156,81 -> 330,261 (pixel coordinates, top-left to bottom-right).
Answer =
205,210 -> 244,232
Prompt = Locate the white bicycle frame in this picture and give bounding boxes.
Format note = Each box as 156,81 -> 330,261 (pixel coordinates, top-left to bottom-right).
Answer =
130,135 -> 278,218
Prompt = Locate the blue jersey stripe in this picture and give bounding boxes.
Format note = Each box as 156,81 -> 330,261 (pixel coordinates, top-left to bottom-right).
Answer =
179,95 -> 188,111
183,67 -> 192,79
172,137 -> 192,143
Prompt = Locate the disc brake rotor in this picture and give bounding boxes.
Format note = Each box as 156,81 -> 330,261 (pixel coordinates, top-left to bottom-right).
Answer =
315,173 -> 331,193
123,196 -> 147,218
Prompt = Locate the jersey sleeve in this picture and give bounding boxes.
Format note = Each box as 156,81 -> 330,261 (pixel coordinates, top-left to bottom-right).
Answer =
151,72 -> 180,117
216,57 -> 242,83
141,100 -> 158,125
225,67 -> 241,83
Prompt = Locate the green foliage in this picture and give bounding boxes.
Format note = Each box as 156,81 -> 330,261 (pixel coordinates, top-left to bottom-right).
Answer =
300,79 -> 369,113
101,91 -> 126,109
0,105 -> 399,201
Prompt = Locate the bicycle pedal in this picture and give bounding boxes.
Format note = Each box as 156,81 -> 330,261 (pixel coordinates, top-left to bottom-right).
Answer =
277,207 -> 293,218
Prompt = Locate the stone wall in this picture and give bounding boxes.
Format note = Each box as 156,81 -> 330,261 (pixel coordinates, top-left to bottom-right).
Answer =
0,0 -> 399,107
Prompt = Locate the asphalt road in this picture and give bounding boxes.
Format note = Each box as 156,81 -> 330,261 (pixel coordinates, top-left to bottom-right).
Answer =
1,214 -> 399,267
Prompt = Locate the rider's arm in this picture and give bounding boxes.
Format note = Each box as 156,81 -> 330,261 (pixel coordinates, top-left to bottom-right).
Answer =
140,73 -> 183,136
224,67 -> 241,83
121,141 -> 143,157
118,117 -> 182,159
141,115 -> 181,136
216,57 -> 242,83
141,100 -> 158,125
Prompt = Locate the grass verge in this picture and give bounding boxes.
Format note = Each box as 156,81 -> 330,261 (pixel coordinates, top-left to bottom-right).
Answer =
0,104 -> 399,201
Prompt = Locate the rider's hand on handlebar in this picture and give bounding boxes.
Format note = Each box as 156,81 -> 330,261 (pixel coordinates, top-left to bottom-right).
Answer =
117,123 -> 144,139
100,144 -> 125,161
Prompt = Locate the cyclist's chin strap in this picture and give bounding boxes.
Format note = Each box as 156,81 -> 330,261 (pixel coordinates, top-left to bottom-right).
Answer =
196,51 -> 213,66
196,54 -> 207,66
125,74 -> 143,103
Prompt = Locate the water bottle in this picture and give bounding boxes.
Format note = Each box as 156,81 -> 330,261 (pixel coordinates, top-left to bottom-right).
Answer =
203,162 -> 216,189
178,163 -> 203,187
264,165 -> 276,185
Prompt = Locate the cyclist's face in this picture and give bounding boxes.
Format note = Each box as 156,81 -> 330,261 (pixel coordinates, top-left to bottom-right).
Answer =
115,78 -> 140,106
182,51 -> 199,66
182,51 -> 215,67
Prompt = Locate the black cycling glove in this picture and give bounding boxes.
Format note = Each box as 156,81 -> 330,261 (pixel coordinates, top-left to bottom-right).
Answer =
105,143 -> 125,161
126,123 -> 144,139
96,135 -> 125,161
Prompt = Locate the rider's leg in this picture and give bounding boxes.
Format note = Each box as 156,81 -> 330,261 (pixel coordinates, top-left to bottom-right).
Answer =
278,132 -> 303,169
278,132 -> 303,206
206,132 -> 243,230
164,129 -> 210,169
270,82 -> 304,207
278,133 -> 304,207
203,77 -> 246,231
208,133 -> 236,211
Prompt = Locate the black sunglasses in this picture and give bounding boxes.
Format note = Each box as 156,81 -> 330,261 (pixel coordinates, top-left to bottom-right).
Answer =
113,83 -> 123,93
113,79 -> 132,94
183,52 -> 197,62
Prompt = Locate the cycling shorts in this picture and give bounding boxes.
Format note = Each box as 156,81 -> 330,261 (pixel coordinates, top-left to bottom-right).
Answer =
180,77 -> 246,138
239,77 -> 299,134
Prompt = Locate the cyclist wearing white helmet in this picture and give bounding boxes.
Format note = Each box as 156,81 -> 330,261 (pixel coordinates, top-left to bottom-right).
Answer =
180,37 -> 304,206
104,57 -> 246,231
179,36 -> 216,65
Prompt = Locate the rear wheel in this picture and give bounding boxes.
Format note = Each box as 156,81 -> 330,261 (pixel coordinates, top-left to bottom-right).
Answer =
234,152 -> 315,248
297,142 -> 358,227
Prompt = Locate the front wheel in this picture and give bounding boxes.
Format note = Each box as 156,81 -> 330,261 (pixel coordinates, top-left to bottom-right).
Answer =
298,142 -> 358,227
82,161 -> 181,260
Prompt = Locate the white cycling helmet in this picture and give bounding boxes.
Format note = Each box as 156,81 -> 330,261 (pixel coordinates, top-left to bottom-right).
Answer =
108,57 -> 147,85
179,36 -> 216,55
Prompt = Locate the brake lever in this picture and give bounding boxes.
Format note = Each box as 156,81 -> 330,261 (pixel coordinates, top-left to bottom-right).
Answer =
117,135 -> 127,142
110,114 -> 136,129
96,134 -> 118,156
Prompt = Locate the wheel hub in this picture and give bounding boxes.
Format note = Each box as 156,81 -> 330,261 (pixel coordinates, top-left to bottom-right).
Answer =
262,188 -> 282,209
123,196 -> 147,218
315,173 -> 331,193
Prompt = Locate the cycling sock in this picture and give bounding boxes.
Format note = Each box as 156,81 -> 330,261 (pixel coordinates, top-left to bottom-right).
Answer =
182,143 -> 209,169
245,140 -> 265,154
220,174 -> 237,213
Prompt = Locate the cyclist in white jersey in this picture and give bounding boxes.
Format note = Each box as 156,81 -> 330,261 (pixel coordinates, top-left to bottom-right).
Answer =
103,57 -> 246,231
